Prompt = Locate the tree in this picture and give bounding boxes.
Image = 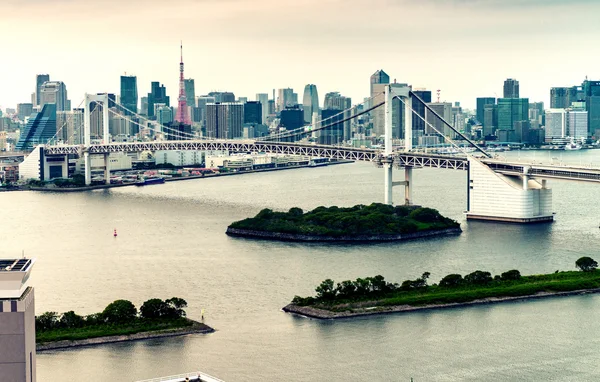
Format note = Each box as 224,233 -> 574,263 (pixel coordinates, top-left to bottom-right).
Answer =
576,257 -> 598,272
165,297 -> 188,318
315,279 -> 337,300
336,280 -> 357,298
464,271 -> 493,285
439,274 -> 463,288
60,311 -> 85,328
140,298 -> 169,319
501,270 -> 521,281
36,312 -> 59,331
102,300 -> 137,323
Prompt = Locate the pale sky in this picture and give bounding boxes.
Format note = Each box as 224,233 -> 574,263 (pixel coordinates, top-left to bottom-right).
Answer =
1,0 -> 599,111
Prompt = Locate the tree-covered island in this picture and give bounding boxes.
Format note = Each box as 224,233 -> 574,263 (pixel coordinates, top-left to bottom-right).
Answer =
284,257 -> 600,319
36,297 -> 213,349
227,203 -> 461,242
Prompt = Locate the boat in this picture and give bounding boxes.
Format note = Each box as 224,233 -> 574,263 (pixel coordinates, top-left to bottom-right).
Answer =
135,177 -> 165,186
564,143 -> 582,151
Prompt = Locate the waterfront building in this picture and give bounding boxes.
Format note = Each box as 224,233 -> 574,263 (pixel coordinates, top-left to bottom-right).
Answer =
35,74 -> 50,107
503,78 -> 519,98
120,75 -> 138,114
244,101 -> 262,124
0,258 -> 36,382
302,84 -> 319,124
206,102 -> 244,139
17,103 -> 33,121
276,88 -> 295,113
497,98 -> 529,139
39,81 -> 69,112
476,97 -> 495,125
587,96 -> 600,137
15,104 -> 56,150
155,150 -> 207,167
567,110 -> 588,139
147,82 -> 170,118
256,93 -> 270,124
528,102 -> 544,128
370,69 -> 390,137
545,109 -> 567,141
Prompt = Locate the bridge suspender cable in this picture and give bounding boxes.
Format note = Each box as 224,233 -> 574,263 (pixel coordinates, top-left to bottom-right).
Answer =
408,91 -> 492,158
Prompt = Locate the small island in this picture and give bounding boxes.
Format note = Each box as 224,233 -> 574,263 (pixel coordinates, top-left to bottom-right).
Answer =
36,297 -> 213,351
227,203 -> 461,242
284,257 -> 600,319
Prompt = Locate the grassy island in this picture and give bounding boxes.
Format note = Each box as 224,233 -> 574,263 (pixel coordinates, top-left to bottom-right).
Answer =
36,297 -> 213,349
284,257 -> 600,319
227,203 -> 461,242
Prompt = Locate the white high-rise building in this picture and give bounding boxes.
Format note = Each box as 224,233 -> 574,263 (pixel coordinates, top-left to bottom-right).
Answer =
302,85 -> 319,124
567,110 -> 588,139
276,88 -> 295,112
39,81 -> 69,111
545,109 -> 567,141
206,102 -> 244,139
256,93 -> 269,124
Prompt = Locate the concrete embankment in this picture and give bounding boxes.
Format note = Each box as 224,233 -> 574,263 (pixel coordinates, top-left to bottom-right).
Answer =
282,288 -> 600,320
226,227 -> 462,243
36,320 -> 214,351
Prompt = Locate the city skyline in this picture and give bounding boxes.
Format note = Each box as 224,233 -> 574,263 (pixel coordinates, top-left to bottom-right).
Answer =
1,0 -> 599,110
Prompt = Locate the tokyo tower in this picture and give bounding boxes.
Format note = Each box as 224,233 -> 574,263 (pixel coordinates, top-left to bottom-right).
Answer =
175,42 -> 191,125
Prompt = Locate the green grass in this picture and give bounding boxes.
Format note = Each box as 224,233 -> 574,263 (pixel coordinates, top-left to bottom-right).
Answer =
36,318 -> 193,344
313,271 -> 600,312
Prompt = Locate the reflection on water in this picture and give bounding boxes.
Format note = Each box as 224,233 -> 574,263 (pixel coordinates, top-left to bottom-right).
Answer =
3,156 -> 600,381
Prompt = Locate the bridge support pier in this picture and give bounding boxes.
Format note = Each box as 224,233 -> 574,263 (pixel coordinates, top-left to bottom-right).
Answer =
466,158 -> 553,223
404,167 -> 412,205
104,154 -> 110,185
84,152 -> 91,186
384,162 -> 393,205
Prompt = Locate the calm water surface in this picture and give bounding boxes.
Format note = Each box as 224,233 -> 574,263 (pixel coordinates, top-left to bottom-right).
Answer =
3,150 -> 600,381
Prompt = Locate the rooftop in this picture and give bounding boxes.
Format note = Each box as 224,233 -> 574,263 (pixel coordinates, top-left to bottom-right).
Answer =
0,259 -> 33,273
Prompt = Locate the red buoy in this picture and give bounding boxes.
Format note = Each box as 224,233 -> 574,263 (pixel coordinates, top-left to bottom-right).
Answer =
113,229 -> 118,237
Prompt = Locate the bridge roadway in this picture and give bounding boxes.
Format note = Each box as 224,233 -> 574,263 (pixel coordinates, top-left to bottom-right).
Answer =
43,140 -> 600,183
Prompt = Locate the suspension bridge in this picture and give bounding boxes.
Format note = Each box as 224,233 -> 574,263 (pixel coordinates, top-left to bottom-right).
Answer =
21,84 -> 600,223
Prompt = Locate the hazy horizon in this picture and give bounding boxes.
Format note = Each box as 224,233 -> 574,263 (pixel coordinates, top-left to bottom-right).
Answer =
1,0 -> 599,110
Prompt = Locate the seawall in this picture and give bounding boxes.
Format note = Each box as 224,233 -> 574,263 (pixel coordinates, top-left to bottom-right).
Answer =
226,227 -> 462,243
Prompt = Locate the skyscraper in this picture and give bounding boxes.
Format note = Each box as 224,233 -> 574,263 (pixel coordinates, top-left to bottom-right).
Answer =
302,84 -> 319,124
503,78 -> 520,98
545,109 -> 567,141
147,82 -> 170,118
497,98 -> 529,138
206,102 -> 244,139
411,89 -> 432,133
370,70 -> 390,136
15,104 -> 57,150
244,101 -> 262,124
35,74 -> 50,106
184,79 -> 196,108
276,88 -> 295,112
17,103 -> 34,120
256,93 -> 269,124
476,97 -> 495,124
39,81 -> 69,111
120,75 -> 138,114
323,92 -> 352,140
175,43 -> 192,125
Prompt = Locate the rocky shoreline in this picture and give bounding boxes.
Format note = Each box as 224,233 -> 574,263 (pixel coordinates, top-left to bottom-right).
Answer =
282,287 -> 600,319
226,227 -> 462,242
36,320 -> 214,351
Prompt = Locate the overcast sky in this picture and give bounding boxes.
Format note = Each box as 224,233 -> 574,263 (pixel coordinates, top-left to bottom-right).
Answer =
1,0 -> 599,110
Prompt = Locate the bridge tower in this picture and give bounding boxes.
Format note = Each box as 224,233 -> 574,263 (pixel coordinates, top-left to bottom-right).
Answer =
83,93 -> 111,186
383,83 -> 412,205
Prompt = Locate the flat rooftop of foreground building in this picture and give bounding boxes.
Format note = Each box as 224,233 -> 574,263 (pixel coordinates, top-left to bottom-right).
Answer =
135,371 -> 224,382
0,259 -> 34,273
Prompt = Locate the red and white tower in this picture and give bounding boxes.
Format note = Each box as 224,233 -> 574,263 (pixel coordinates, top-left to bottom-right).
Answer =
175,42 -> 191,125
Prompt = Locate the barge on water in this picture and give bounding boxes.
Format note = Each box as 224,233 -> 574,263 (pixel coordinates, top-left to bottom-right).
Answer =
136,177 -> 165,186
135,371 -> 224,382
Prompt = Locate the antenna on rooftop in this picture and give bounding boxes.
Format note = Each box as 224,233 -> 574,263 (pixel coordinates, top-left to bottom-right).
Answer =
436,89 -> 441,103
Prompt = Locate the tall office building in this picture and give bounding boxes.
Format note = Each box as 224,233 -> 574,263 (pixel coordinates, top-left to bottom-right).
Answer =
56,108 -> 84,144
476,98 -> 495,124
35,74 -> 50,106
155,104 -> 173,128
370,70 -> 390,136
280,106 -> 304,135
528,102 -> 544,128
184,79 -> 196,108
0,258 -> 37,382
323,92 -> 352,140
256,93 -> 269,124
17,103 -> 34,120
302,84 -> 319,124
208,92 -> 235,103
120,75 -> 138,114
587,96 -> 600,137
411,89 -> 432,133
244,101 -> 262,124
276,88 -> 295,112
483,103 -> 498,138
497,98 -> 529,139
568,110 -> 588,139
545,109 -> 567,141
503,78 -> 519,98
206,102 -> 244,139
426,102 -> 454,138
39,81 -> 69,111
550,87 -> 581,109
15,104 -> 57,150
319,109 -> 344,145
140,97 -> 148,116
197,96 -> 216,128
147,82 -> 170,118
